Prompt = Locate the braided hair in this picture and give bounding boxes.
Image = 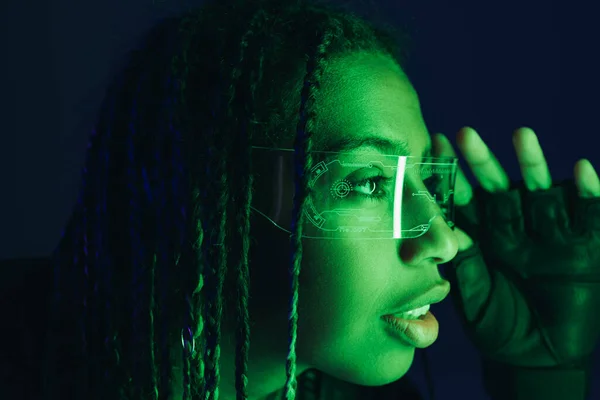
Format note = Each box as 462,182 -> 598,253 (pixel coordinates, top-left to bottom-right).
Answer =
43,1 -> 429,399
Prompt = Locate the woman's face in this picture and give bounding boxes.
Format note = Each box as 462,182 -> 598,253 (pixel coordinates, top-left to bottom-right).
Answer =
217,51 -> 459,398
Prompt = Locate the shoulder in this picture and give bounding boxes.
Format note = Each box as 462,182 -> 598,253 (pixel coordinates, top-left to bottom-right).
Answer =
0,257 -> 53,399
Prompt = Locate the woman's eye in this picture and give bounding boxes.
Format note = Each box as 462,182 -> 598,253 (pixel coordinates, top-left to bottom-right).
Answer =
351,176 -> 389,199
348,174 -> 439,200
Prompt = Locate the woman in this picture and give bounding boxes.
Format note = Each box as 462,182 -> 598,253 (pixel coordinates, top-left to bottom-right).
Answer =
4,0 -> 600,399
46,1 -> 440,398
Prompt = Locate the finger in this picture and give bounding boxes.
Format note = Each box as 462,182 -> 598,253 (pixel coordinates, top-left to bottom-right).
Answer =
456,127 -> 511,193
432,133 -> 473,206
512,127 -> 552,191
574,158 -> 600,198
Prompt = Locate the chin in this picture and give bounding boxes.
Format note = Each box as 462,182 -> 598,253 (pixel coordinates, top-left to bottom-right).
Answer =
316,346 -> 416,387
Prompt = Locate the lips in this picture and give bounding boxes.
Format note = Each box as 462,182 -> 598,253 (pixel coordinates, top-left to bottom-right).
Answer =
384,281 -> 451,317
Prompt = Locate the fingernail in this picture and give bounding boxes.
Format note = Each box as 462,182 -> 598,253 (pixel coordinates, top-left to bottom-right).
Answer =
514,127 -> 538,146
433,133 -> 445,141
467,128 -> 485,148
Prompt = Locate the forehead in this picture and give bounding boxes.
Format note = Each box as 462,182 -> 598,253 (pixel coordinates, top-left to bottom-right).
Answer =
313,52 -> 432,157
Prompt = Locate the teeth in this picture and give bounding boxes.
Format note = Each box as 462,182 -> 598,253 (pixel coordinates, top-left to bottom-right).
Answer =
393,304 -> 430,320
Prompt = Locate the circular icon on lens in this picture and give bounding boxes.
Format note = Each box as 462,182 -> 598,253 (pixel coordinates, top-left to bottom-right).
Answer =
331,179 -> 352,198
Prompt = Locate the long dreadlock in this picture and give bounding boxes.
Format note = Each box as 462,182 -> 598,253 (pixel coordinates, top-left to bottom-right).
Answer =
43,1 -> 434,399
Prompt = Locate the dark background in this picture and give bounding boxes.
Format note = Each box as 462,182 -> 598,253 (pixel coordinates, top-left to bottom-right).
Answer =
1,0 -> 598,398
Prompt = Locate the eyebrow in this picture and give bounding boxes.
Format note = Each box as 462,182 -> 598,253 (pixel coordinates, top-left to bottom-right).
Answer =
321,135 -> 433,158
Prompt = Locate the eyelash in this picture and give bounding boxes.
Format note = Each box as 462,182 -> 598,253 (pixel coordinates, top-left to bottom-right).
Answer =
348,175 -> 391,201
349,175 -> 443,201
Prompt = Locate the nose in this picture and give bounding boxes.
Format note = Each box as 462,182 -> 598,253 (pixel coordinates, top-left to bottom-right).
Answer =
399,213 -> 459,266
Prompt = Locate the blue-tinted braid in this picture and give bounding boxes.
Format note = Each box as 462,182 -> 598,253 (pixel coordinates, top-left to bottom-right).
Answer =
149,22 -> 188,399
152,73 -> 173,396
182,298 -> 194,400
230,8 -> 269,399
97,95 -> 123,397
191,191 -> 207,400
153,87 -> 169,400
197,24 -> 226,400
285,21 -> 337,400
166,17 -> 193,400
149,251 -> 159,399
207,105 -> 231,400
200,120 -> 216,395
85,69 -> 127,398
127,71 -> 159,399
236,139 -> 253,400
46,121 -> 96,398
175,12 -> 208,400
201,153 -> 221,400
162,73 -> 188,399
201,27 -> 246,391
204,8 -> 247,395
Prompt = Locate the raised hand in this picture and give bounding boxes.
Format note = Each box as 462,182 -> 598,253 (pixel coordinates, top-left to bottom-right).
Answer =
433,126 -> 600,372
434,126 -> 600,250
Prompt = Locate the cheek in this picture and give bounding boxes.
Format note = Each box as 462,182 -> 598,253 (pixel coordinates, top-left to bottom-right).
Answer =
248,216 -> 418,383
296,240 -> 393,342
295,241 -> 417,385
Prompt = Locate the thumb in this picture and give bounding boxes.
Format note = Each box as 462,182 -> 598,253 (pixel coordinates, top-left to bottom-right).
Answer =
454,226 -> 474,252
448,229 -> 492,323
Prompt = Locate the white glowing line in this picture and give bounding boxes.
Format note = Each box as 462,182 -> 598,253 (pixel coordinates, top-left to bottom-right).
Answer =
393,157 -> 407,238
